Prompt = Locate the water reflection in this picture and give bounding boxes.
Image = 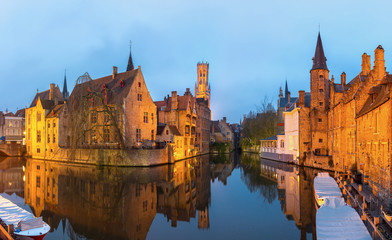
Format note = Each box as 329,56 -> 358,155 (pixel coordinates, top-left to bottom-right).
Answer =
0,153 -> 323,239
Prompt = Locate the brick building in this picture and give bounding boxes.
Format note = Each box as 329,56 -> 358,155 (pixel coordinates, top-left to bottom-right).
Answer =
289,32 -> 392,203
65,48 -> 157,149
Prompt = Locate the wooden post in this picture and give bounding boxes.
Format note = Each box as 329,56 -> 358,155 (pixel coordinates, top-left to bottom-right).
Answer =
374,217 -> 380,225
7,224 -> 13,235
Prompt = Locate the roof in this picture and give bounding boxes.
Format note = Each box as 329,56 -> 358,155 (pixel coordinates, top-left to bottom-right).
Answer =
333,84 -> 349,93
156,124 -> 181,136
357,83 -> 390,118
279,96 -> 298,108
261,135 -> 277,141
311,32 -> 328,71
46,104 -> 64,118
29,86 -> 63,108
284,92 -> 311,111
155,90 -> 196,112
68,69 -> 139,108
14,109 -> 25,117
168,125 -> 181,136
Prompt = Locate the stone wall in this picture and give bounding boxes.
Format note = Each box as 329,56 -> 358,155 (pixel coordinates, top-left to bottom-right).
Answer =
42,146 -> 173,167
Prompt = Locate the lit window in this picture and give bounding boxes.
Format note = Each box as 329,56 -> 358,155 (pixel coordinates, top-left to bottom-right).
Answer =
136,129 -> 141,142
143,112 -> 148,123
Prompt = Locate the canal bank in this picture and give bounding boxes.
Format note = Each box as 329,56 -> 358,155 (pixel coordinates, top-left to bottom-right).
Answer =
30,145 -> 214,167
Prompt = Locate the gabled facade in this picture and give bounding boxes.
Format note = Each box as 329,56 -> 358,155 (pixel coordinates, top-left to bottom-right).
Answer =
155,89 -> 197,157
25,84 -> 64,158
66,65 -> 157,149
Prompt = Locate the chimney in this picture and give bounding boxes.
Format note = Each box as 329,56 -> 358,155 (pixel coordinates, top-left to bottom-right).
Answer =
112,66 -> 118,79
171,91 -> 178,110
361,53 -> 371,75
341,72 -> 346,86
185,88 -> 190,95
223,117 -> 227,123
298,91 -> 305,106
374,45 -> 385,80
49,83 -> 55,100
287,91 -> 291,103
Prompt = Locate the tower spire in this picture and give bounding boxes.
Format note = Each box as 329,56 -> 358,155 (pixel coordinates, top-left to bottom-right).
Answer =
311,32 -> 328,71
285,79 -> 289,98
62,69 -> 69,100
127,41 -> 134,71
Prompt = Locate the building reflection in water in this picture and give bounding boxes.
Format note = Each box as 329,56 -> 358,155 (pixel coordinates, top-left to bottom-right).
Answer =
258,155 -> 319,240
0,153 -> 322,240
0,156 -> 24,197
23,155 -> 214,239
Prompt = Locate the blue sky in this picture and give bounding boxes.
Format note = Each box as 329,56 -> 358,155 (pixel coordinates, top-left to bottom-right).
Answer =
1,0 -> 392,122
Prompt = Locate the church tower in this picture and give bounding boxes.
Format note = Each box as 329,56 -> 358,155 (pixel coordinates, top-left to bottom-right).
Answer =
62,70 -> 69,100
195,62 -> 211,108
310,32 -> 330,156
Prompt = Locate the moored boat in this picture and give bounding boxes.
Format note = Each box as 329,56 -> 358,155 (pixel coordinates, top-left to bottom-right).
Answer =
0,195 -> 50,240
316,197 -> 371,240
314,172 -> 342,208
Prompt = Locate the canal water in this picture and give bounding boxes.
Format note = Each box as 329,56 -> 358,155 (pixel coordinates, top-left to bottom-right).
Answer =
0,153 -> 321,240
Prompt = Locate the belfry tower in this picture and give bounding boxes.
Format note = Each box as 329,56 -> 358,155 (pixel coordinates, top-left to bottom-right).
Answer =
310,32 -> 330,156
195,62 -> 211,108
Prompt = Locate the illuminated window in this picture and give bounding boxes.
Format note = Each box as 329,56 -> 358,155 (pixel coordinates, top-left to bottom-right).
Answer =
136,129 -> 141,142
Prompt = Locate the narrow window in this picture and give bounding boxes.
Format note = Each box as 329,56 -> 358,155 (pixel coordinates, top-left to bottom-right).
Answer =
151,130 -> 154,141
143,112 -> 148,123
318,118 -> 322,123
53,134 -> 56,143
319,138 -> 323,143
136,129 -> 141,142
138,82 -> 141,88
319,102 -> 323,107
47,134 -> 50,143
37,131 -> 41,143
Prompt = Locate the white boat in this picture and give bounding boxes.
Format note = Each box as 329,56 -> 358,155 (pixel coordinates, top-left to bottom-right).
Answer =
316,197 -> 372,240
314,172 -> 342,208
0,195 -> 50,240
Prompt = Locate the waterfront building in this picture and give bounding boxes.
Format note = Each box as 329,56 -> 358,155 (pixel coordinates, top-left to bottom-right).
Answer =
277,81 -> 298,134
156,124 -> 184,159
25,84 -> 64,158
283,91 -> 311,162
281,32 -> 392,204
210,117 -> 234,147
155,89 -> 198,157
0,109 -> 25,144
65,48 -> 157,149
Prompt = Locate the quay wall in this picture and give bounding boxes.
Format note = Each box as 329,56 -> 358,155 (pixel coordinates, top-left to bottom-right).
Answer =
37,146 -> 173,167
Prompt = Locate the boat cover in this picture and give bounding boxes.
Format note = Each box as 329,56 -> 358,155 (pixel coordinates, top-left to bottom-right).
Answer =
314,172 -> 341,198
0,195 -> 36,227
317,197 -> 372,240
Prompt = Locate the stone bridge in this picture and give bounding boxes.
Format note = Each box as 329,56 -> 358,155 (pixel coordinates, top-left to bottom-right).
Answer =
0,144 -> 26,157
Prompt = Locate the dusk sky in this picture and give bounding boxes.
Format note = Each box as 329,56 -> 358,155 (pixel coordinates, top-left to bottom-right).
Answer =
1,0 -> 392,123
